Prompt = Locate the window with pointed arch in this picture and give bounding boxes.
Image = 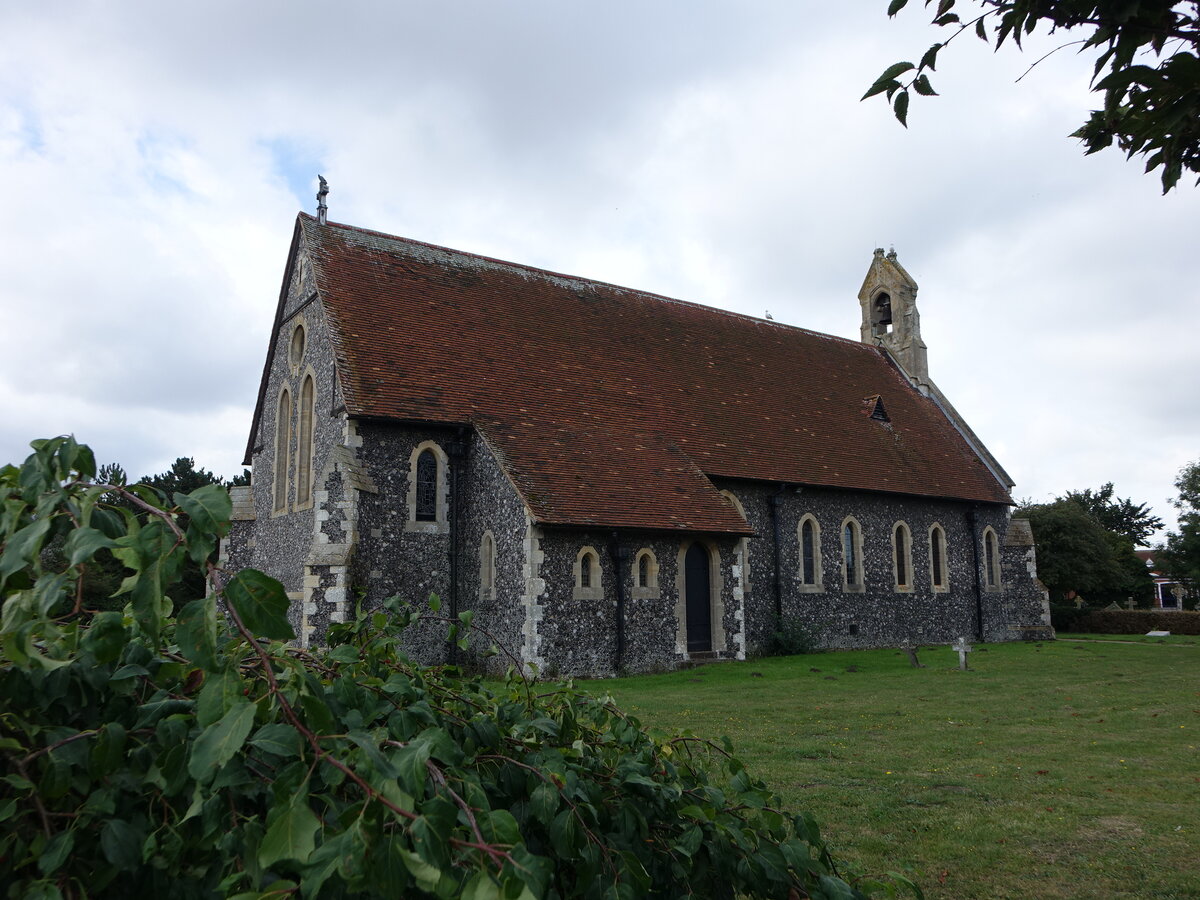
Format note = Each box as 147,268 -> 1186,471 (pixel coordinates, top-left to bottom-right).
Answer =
798,514 -> 823,593
405,441 -> 449,533
892,522 -> 913,592
288,322 -> 306,373
573,546 -> 603,600
295,375 -> 315,508
841,517 -> 865,592
929,524 -> 950,592
632,548 -> 660,599
479,530 -> 497,604
272,388 -> 292,514
983,527 -> 1001,591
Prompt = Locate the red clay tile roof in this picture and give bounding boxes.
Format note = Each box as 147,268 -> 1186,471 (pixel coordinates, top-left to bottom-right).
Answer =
295,213 -> 1012,533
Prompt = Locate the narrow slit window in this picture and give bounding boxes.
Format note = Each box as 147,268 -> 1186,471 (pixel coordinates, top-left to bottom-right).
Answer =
273,389 -> 292,513
415,449 -> 438,521
930,525 -> 947,588
296,375 -> 314,505
801,518 -> 817,585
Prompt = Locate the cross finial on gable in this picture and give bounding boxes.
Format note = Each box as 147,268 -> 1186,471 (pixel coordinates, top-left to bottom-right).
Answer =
317,175 -> 329,226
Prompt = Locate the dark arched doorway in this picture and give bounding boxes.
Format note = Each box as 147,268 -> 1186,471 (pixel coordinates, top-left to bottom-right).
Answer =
685,543 -> 712,652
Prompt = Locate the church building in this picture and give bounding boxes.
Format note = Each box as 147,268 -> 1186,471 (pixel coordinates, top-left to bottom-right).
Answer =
225,208 -> 1051,676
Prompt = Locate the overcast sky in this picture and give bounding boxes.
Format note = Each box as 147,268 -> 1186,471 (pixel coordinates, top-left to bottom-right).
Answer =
2,2 -> 1196,537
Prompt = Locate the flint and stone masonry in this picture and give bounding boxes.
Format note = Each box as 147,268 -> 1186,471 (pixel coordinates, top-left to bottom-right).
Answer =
225,213 -> 1052,677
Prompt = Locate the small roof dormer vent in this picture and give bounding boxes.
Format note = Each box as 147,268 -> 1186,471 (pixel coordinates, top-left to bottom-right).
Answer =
863,394 -> 890,423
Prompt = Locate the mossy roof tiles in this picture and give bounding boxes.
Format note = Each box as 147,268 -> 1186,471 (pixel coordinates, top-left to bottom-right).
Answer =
295,214 -> 1011,533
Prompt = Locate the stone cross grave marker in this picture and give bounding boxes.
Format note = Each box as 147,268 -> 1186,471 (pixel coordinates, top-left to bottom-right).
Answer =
952,636 -> 972,671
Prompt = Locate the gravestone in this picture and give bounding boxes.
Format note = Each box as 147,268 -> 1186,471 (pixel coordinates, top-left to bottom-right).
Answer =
952,636 -> 972,671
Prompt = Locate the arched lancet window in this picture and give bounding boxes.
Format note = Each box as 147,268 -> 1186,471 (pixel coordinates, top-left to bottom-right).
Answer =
273,389 -> 292,513
415,449 -> 438,521
479,530 -> 496,602
632,548 -> 659,598
289,323 -> 306,371
893,522 -> 913,590
929,524 -> 948,590
984,527 -> 1000,589
842,518 -> 864,590
296,375 -> 314,506
799,516 -> 822,588
574,547 -> 603,599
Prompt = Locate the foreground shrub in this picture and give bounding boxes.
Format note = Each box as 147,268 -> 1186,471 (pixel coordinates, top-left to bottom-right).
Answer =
1065,609 -> 1200,635
0,438 -> 911,899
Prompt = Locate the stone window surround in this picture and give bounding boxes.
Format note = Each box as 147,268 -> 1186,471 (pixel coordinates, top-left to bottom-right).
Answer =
294,368 -> 318,513
892,521 -> 914,593
573,546 -> 603,600
404,440 -> 450,534
271,385 -> 292,517
631,548 -> 660,600
288,318 -> 307,375
982,526 -> 1001,592
479,529 -> 497,604
797,514 -> 824,593
840,516 -> 865,593
720,490 -> 751,594
673,539 -> 727,656
928,523 -> 950,592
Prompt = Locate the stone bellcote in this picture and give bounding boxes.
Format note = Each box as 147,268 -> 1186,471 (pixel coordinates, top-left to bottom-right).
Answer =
858,247 -> 929,388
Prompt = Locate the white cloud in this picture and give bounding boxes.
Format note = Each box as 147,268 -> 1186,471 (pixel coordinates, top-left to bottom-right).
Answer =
0,0 -> 1196,534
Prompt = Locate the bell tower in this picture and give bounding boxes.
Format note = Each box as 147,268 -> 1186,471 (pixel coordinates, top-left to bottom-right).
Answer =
858,247 -> 929,388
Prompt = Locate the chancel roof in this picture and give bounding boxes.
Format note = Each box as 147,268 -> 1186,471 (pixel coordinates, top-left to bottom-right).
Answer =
279,213 -> 1012,533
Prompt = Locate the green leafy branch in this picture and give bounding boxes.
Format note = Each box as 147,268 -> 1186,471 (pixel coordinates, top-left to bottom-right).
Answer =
866,0 -> 1200,192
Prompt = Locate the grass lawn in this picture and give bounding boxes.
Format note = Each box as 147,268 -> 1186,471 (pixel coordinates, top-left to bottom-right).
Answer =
583,640 -> 1199,900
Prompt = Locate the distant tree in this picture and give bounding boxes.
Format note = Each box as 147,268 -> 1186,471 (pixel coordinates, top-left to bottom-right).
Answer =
1057,482 -> 1163,545
140,456 -> 224,498
1157,459 -> 1200,607
1020,498 -> 1153,605
229,467 -> 252,487
138,458 -> 226,610
867,1 -> 1200,192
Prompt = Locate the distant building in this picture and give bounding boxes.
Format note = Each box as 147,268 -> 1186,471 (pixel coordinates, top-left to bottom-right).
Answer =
1134,549 -> 1189,609
224,213 -> 1051,676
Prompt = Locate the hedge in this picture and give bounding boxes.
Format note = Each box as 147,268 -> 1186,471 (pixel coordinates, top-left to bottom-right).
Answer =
1054,608 -> 1200,635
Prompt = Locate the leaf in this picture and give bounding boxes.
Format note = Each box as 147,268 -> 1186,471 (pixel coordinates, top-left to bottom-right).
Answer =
250,723 -> 303,758
886,0 -> 908,15
0,517 -> 51,587
224,569 -> 294,640
176,598 -> 220,670
188,699 -> 256,781
399,849 -> 442,893
893,89 -> 910,127
175,484 -> 232,537
462,871 -> 502,900
259,792 -> 321,869
914,74 -> 938,96
63,525 -> 116,566
38,830 -> 74,875
918,42 -> 941,73
196,668 -> 245,727
876,61 -> 915,83
100,819 -> 143,871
